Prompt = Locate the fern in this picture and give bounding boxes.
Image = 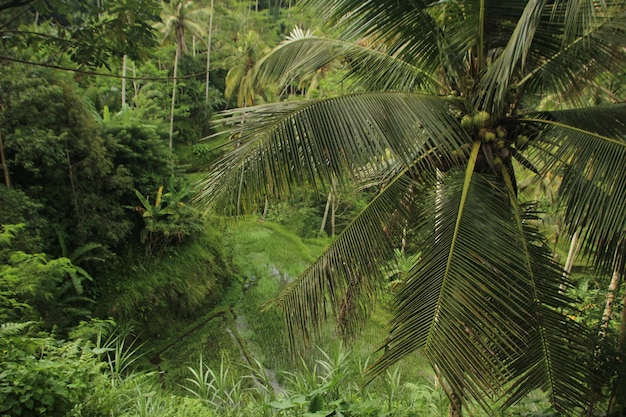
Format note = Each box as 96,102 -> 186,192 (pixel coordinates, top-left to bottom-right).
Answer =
0,321 -> 34,338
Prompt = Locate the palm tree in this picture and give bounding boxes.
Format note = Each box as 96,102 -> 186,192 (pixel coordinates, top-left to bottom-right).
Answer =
224,30 -> 268,108
154,0 -> 210,152
196,1 -> 626,415
205,0 -> 214,105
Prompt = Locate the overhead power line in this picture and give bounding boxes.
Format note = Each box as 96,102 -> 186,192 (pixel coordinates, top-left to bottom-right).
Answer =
0,55 -> 212,81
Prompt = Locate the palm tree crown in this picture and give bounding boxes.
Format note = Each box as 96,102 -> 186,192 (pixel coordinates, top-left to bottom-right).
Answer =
154,0 -> 209,55
196,0 -> 626,414
154,0 -> 211,151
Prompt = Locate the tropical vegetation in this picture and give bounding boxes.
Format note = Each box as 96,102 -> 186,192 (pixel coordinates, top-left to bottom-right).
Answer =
196,0 -> 626,415
0,0 -> 625,416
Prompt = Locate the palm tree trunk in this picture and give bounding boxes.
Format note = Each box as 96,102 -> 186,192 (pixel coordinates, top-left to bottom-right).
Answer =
599,239 -> 625,340
448,393 -> 462,417
236,164 -> 244,216
606,291 -> 626,416
121,54 -> 127,108
132,62 -> 138,104
261,197 -> 269,221
64,139 -> 79,218
560,230 -> 581,292
0,132 -> 10,187
320,190 -> 331,235
616,291 -> 626,414
168,45 -> 180,153
205,0 -> 214,104
433,366 -> 463,417
587,239 -> 625,416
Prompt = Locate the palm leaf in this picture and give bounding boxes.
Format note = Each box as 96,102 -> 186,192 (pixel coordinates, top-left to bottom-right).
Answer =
304,0 -> 448,86
195,93 -> 470,215
528,105 -> 626,271
272,165 -> 431,345
478,0 -> 547,115
474,0 -> 626,113
254,34 -> 444,95
225,65 -> 245,100
514,2 -> 626,109
368,169 -> 589,415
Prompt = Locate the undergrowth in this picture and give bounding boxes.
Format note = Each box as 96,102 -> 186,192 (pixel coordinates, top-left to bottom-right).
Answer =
103,225 -> 234,337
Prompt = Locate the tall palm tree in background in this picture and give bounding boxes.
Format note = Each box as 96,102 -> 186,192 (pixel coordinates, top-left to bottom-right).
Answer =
154,0 -> 211,152
197,1 -> 626,415
224,30 -> 268,108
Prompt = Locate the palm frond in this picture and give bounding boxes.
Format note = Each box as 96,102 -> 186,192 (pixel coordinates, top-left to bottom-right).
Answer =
368,170 -> 589,415
319,0 -> 439,43
478,0 -> 547,115
516,3 -> 626,109
553,0 -> 615,45
224,66 -> 245,99
194,93 -> 470,215
254,35 -> 443,95
530,105 -> 626,271
272,167 -> 430,345
306,0 -> 446,85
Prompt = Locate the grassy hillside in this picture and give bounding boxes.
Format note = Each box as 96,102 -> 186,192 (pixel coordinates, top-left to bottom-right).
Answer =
126,217 -> 437,398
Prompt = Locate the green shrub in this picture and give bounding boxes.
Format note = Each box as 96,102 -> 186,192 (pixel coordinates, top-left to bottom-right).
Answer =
0,224 -> 94,329
0,323 -> 106,417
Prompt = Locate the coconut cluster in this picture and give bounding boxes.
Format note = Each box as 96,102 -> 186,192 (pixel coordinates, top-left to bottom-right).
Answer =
461,111 -> 491,130
459,111 -> 516,174
460,111 -> 529,150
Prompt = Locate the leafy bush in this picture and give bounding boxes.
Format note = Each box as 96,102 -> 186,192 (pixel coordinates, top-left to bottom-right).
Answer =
0,323 -> 106,417
0,186 -> 46,253
0,224 -> 94,329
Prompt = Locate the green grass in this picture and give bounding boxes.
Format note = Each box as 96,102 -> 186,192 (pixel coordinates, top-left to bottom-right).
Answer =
111,218 -> 327,393
222,217 -> 436,389
223,216 -> 326,278
103,227 -> 234,337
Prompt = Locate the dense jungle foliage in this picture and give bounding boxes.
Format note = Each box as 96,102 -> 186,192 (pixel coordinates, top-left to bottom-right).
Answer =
1,0 -> 625,416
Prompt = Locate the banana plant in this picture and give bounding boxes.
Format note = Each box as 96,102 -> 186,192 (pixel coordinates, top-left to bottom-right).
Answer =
132,186 -> 177,220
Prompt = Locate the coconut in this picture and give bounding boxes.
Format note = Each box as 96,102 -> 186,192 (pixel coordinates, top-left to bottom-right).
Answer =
461,114 -> 474,130
474,111 -> 491,127
515,135 -> 529,149
480,128 -> 496,142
